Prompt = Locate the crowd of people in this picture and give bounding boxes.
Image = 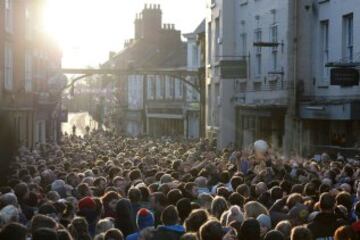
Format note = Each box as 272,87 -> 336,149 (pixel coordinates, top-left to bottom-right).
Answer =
0,129 -> 360,240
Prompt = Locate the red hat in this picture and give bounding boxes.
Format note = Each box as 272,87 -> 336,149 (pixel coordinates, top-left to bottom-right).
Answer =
78,197 -> 96,210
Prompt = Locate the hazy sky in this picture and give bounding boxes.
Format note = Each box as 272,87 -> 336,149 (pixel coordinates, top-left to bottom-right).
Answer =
44,0 -> 206,68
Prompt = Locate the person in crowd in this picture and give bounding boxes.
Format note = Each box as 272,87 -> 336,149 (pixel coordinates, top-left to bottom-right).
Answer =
1,131 -> 360,240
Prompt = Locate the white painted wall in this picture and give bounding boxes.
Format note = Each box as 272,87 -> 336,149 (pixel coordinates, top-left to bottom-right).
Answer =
306,0 -> 360,98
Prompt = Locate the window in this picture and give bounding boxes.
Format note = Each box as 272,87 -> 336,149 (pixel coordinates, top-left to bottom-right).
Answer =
271,25 -> 278,70
215,18 -> 220,60
147,76 -> 155,99
255,28 -> 262,76
192,45 -> 199,67
25,52 -> 33,92
343,13 -> 353,62
5,0 -> 13,33
207,22 -> 212,63
241,33 -> 247,57
175,79 -> 183,99
320,20 -> 329,79
4,42 -> 13,90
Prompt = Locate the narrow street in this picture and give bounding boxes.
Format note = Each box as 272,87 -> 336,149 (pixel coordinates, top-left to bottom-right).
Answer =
61,112 -> 101,136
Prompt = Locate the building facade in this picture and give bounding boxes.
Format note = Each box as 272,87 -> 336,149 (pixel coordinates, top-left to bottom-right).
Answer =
206,0 -> 296,151
206,0 -> 360,155
0,0 -> 64,148
103,4 -> 201,139
297,0 -> 360,155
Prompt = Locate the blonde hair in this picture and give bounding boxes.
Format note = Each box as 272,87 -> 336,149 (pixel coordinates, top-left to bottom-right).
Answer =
243,201 -> 269,219
95,218 -> 114,235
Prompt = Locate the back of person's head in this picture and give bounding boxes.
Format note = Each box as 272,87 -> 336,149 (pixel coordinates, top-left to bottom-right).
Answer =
290,226 -> 312,240
184,209 -> 209,232
240,218 -> 260,240
354,201 -> 360,219
228,192 -> 245,208
57,229 -> 74,240
319,192 -> 335,212
264,230 -> 285,240
336,191 -> 352,212
96,217 -> 115,235
219,171 -> 230,184
152,192 -> 168,208
31,214 -> 57,234
230,176 -> 243,190
236,184 -> 250,198
334,225 -> 357,240
33,227 -> 59,240
270,186 -> 283,201
161,205 -> 179,225
167,189 -> 183,205
177,198 -> 192,223
199,219 -> 224,240
129,169 -> 141,182
211,196 -> 228,220
226,205 -> 244,226
198,193 -> 213,210
128,188 -> 142,203
68,217 -> 90,240
180,232 -> 198,240
275,220 -> 292,240
0,222 -> 27,240
286,193 -> 303,209
104,228 -> 123,240
243,201 -> 269,219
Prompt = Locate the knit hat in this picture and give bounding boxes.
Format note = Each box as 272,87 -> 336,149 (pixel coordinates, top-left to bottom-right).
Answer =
257,214 -> 271,229
78,196 -> 96,210
136,208 -> 154,230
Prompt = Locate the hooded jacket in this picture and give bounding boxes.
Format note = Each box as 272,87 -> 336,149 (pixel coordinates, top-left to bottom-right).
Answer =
307,212 -> 344,240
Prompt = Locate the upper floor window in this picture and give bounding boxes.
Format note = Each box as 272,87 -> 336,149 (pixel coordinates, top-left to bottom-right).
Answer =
240,33 -> 247,57
25,52 -> 33,92
320,20 -> 329,79
343,13 -> 353,62
4,42 -> 13,90
270,25 -> 278,70
255,28 -> 262,54
5,0 -> 13,33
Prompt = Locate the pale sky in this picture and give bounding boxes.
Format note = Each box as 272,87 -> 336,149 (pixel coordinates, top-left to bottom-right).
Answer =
44,0 -> 206,68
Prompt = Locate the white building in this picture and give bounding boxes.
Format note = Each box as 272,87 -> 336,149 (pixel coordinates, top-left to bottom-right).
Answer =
206,0 -> 297,151
297,0 -> 360,154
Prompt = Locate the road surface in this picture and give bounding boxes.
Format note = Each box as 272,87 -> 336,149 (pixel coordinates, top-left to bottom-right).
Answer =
61,112 -> 102,137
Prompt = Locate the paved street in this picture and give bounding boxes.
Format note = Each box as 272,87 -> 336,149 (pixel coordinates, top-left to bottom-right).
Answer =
61,112 -> 100,136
